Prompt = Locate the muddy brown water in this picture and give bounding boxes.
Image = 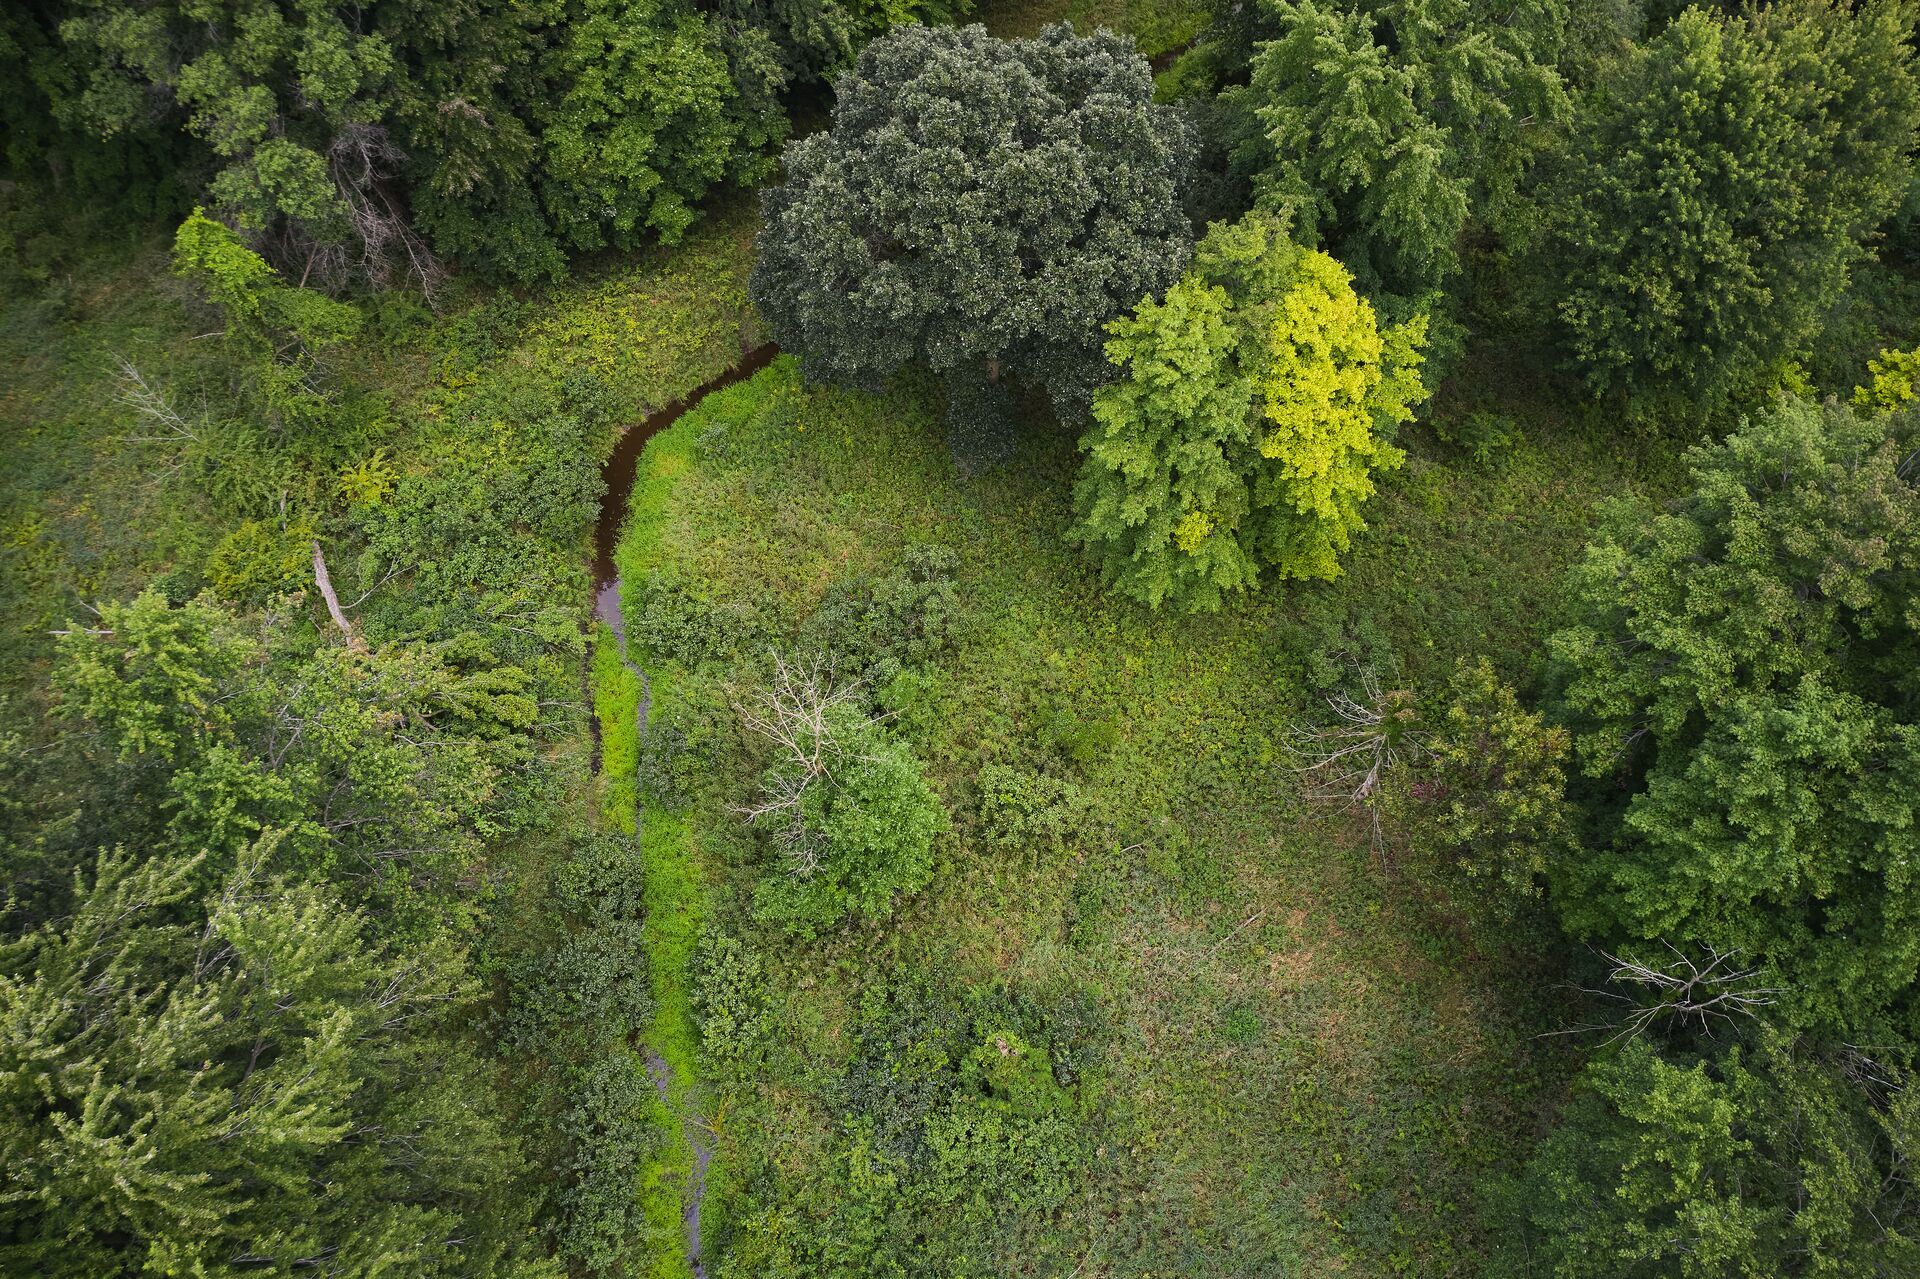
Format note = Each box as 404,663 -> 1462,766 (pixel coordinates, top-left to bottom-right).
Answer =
591,340 -> 779,1279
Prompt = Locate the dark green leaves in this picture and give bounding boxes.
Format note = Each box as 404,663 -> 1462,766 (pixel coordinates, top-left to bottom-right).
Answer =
750,22 -> 1193,444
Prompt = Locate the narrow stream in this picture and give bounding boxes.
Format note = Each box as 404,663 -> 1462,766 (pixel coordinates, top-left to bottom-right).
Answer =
591,340 -> 779,1279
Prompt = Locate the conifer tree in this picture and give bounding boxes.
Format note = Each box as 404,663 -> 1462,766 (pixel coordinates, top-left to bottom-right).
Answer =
1538,0 -> 1920,403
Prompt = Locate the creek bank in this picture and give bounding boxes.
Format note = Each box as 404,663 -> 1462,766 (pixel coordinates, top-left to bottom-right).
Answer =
591,340 -> 779,1279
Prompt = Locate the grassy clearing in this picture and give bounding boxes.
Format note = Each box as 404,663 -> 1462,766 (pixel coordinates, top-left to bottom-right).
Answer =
607,355 -> 1681,1275
975,0 -> 1210,55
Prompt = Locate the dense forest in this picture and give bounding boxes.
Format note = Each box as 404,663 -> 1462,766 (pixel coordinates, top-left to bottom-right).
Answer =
2,0 -> 1918,1274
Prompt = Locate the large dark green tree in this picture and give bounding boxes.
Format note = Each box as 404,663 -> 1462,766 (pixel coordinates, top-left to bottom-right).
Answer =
1536,0 -> 1920,403
749,22 -> 1193,459
1548,395 -> 1920,1035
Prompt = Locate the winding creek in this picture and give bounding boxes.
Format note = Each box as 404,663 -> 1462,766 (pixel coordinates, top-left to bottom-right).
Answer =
590,340 -> 779,1279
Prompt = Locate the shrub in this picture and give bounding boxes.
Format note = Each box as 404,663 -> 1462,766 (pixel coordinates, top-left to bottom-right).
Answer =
800,545 -> 961,677
739,656 -> 949,935
974,764 -> 1088,862
1398,657 -> 1573,919
691,927 -> 773,1063
552,1051 -> 664,1273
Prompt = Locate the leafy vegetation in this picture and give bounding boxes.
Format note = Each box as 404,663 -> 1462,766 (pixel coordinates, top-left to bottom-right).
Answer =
749,21 -> 1192,458
7,0 -> 1920,1274
1071,212 -> 1427,608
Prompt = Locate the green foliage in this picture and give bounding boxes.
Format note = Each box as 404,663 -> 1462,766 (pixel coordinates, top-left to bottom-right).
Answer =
173,208 -> 365,442
1399,657 -> 1573,919
750,701 -> 950,934
749,21 -> 1193,445
1504,1035 -> 1920,1278
553,1051 -> 668,1273
1549,395 -> 1920,1033
727,976 -> 1096,1277
1219,0 -> 1569,297
49,0 -> 404,286
0,836 -> 553,1278
1855,344 -> 1920,412
9,0 -> 940,285
691,927 -> 773,1063
974,762 -> 1088,861
1537,1 -> 1920,403
1070,213 -> 1427,609
1431,409 -> 1522,467
798,544 -> 962,678
529,0 -> 781,256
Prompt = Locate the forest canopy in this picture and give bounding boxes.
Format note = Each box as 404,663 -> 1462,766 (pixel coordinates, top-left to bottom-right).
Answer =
4,1 -> 1920,1275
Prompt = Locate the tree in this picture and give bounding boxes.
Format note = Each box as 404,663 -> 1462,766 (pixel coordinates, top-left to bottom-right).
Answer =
1548,396 -> 1920,1034
1505,1035 -> 1920,1278
1070,213 -> 1426,610
1536,1 -> 1920,403
739,653 -> 948,934
52,0 -> 438,292
1216,0 -> 1569,298
1398,657 -> 1574,919
749,22 -> 1193,461
173,209 -> 363,434
0,838 -> 556,1278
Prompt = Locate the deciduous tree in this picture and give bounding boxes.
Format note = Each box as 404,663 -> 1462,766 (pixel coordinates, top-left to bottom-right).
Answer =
1549,395 -> 1920,1033
1070,213 -> 1426,610
749,22 -> 1192,460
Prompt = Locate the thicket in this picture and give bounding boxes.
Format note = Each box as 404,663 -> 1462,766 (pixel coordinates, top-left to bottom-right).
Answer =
0,0 -> 966,287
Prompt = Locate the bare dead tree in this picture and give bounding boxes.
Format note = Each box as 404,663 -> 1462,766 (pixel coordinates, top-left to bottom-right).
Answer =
249,124 -> 444,303
327,123 -> 446,304
111,356 -> 202,478
311,540 -> 369,655
733,652 -> 874,877
1549,941 -> 1782,1045
1287,666 -> 1422,858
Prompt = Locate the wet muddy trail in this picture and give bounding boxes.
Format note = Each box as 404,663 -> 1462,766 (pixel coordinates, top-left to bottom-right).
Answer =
591,341 -> 778,1279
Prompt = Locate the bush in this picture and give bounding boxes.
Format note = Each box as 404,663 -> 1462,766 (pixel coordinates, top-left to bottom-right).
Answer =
552,1051 -> 665,1273
750,701 -> 949,935
1431,410 -> 1521,467
974,764 -> 1088,862
738,654 -> 948,935
1397,657 -> 1573,920
800,545 -> 961,677
691,927 -> 773,1063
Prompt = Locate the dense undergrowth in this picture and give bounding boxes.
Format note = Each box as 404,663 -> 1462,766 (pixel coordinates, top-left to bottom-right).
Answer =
7,0 -> 1920,1275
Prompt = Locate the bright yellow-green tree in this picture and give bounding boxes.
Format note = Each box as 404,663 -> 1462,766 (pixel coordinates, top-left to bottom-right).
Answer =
1072,213 -> 1426,610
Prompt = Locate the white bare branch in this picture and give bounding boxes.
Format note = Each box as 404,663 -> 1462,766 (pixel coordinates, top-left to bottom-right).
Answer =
1285,667 -> 1423,863
733,651 -> 875,877
1546,942 -> 1782,1044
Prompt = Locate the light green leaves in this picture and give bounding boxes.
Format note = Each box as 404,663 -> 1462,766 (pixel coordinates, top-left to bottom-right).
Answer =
1071,213 -> 1425,611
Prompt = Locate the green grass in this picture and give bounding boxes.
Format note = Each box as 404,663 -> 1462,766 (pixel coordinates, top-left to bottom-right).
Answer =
606,413 -> 729,1277
601,355 -> 1680,1276
975,0 -> 1210,56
